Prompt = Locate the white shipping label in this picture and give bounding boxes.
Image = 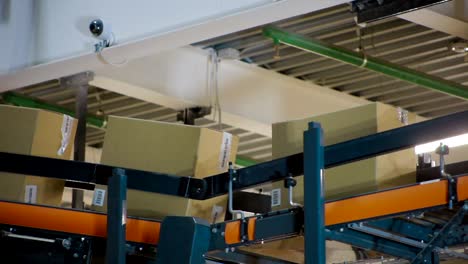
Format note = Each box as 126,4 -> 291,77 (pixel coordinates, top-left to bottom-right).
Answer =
219,132 -> 233,171
271,188 -> 281,207
24,185 -> 37,204
57,115 -> 74,156
92,189 -> 106,207
211,205 -> 224,223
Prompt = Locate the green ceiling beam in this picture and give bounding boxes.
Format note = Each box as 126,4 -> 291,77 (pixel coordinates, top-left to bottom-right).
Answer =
263,26 -> 468,100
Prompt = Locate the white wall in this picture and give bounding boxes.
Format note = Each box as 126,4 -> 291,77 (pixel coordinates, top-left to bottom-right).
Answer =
34,0 -> 271,63
0,0 -> 348,91
0,0 -> 35,73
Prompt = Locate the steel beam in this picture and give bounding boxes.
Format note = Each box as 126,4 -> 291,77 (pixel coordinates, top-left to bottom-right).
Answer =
430,105 -> 468,118
195,5 -> 349,48
57,90 -> 112,105
106,168 -> 128,264
374,88 -> 431,103
61,72 -> 94,210
241,14 -> 354,59
412,99 -> 468,115
353,0 -> 451,24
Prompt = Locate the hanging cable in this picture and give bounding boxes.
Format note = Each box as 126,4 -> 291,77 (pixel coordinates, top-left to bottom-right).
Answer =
206,48 -> 222,130
95,33 -> 128,67
214,54 -> 222,130
97,52 -> 128,67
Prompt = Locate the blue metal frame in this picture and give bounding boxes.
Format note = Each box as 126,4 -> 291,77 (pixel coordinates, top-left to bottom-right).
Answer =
304,122 -> 325,264
326,227 -> 421,260
156,217 -> 211,264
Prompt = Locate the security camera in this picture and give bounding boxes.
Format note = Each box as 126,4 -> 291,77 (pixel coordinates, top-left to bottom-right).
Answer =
89,19 -> 114,47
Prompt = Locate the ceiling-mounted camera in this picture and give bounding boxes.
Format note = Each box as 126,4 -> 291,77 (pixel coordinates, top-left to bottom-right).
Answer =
89,19 -> 114,52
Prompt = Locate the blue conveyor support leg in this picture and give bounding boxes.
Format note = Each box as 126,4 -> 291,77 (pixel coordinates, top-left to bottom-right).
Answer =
156,216 -> 211,264
304,122 -> 325,264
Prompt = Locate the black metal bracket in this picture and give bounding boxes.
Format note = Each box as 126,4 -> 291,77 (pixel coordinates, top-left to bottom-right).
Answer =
176,107 -> 211,125
0,224 -> 93,263
209,208 -> 303,251
284,176 -> 297,189
351,0 -> 451,24
106,168 -> 127,264
448,176 -> 458,210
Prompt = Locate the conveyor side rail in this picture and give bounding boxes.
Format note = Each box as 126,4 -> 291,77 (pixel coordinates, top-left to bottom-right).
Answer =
0,174 -> 465,246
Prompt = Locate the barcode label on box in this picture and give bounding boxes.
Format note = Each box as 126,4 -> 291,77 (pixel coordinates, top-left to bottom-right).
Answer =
219,132 -> 233,171
93,189 -> 106,207
271,188 -> 281,207
24,185 -> 37,204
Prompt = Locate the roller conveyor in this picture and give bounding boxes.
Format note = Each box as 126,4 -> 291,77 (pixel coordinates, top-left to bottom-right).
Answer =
0,173 -> 465,246
0,111 -> 467,263
0,174 -> 465,263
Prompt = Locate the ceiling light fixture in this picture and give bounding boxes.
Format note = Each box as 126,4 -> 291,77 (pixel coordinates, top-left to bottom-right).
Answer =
449,40 -> 468,53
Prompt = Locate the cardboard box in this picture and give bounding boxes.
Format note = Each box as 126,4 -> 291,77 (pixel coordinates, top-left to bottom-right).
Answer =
247,103 -> 423,263
0,105 -> 77,206
240,238 -> 356,264
271,102 -> 420,210
91,116 -> 239,222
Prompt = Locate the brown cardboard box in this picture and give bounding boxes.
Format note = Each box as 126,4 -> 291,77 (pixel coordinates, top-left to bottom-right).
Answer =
270,102 -> 420,210
240,238 -> 356,264
247,103 -> 422,263
91,116 -> 239,222
0,105 -> 77,206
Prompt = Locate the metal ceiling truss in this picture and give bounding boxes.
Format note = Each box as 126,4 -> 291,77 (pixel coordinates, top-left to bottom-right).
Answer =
194,4 -> 468,119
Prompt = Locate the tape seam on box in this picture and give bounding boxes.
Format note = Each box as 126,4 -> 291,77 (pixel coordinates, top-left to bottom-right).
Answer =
219,132 -> 233,171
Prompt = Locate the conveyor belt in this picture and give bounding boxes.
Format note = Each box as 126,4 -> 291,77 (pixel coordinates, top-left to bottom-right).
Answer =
0,174 -> 465,246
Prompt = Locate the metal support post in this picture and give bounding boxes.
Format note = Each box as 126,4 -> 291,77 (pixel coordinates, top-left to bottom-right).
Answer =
61,71 -> 94,209
156,217 -> 210,264
303,122 -> 325,264
106,168 -> 127,264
